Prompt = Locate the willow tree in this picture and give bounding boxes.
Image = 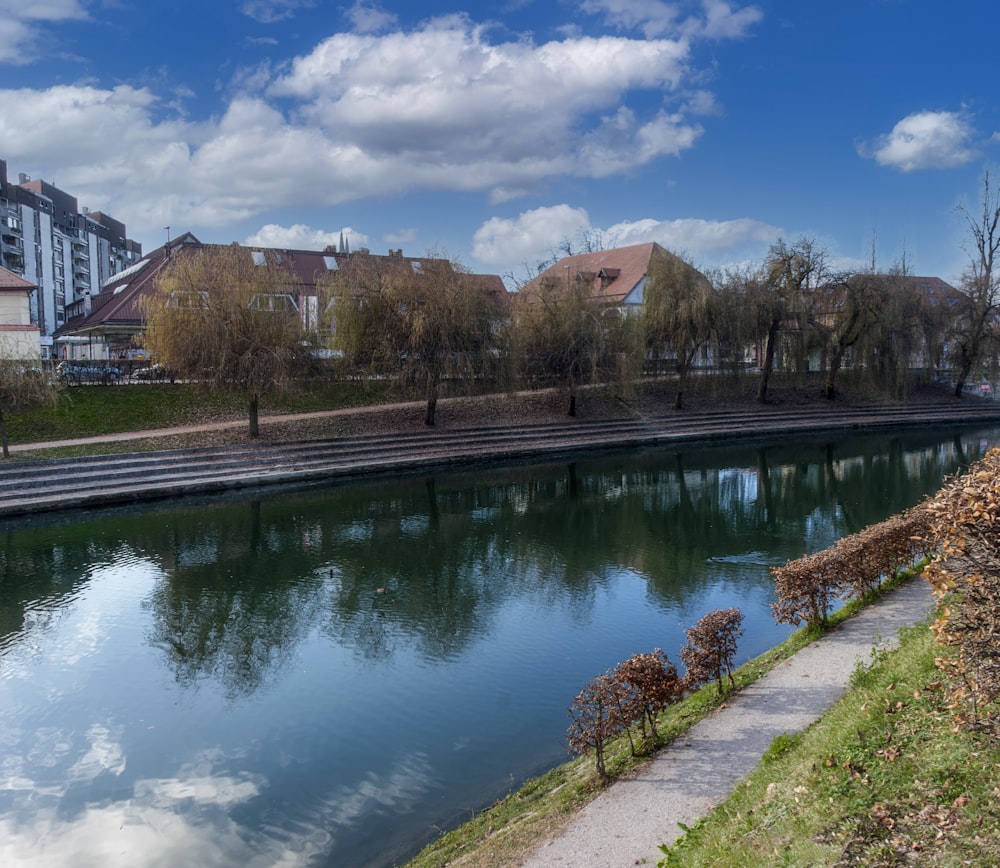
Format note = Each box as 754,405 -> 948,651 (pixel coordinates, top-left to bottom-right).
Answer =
642,251 -> 715,410
328,254 -> 509,426
513,273 -> 638,417
143,245 -> 312,437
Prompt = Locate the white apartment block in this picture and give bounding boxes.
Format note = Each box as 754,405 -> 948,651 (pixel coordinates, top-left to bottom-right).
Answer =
0,159 -> 142,359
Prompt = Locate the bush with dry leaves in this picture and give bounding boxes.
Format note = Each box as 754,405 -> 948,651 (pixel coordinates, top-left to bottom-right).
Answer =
923,447 -> 1000,734
771,507 -> 933,628
680,608 -> 744,694
568,648 -> 683,779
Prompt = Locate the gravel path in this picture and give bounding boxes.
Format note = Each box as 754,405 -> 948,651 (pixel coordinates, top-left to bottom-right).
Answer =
520,579 -> 934,867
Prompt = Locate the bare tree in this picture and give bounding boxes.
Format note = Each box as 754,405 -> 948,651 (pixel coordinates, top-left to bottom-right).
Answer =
0,361 -> 62,458
328,254 -> 508,426
810,270 -> 885,400
143,246 -> 312,437
952,170 -> 1000,397
754,238 -> 829,402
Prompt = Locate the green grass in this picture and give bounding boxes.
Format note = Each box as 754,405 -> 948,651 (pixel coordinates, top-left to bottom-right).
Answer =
657,621 -> 1000,867
404,574 -> 922,867
4,380 -> 398,445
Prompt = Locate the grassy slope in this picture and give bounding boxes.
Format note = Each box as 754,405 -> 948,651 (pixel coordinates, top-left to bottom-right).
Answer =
405,576 -> 927,867
659,620 -> 1000,866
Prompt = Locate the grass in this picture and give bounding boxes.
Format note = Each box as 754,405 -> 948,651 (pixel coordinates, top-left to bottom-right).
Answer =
657,620 -> 1000,867
4,379 -> 398,445
404,573 -> 925,868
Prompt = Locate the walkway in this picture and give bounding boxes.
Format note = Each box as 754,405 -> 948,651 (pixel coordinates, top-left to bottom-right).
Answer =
521,579 -> 934,867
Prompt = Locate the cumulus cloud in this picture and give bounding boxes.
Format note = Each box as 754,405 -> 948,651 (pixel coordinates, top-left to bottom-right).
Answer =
0,5 -> 756,244
472,206 -> 781,273
865,110 -> 978,171
472,205 -> 592,270
244,223 -> 368,250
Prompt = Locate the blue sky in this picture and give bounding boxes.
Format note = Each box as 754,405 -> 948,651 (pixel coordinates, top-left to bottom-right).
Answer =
2,0 -> 999,287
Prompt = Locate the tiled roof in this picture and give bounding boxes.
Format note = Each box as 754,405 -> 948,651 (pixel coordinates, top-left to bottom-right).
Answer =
517,242 -> 702,306
57,235 -> 510,337
0,266 -> 35,292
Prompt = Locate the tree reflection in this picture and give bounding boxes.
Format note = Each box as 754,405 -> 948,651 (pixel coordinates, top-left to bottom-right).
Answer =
0,426 -> 993,694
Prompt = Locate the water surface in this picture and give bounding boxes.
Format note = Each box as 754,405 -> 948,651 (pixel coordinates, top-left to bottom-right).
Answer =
1,425 -> 995,866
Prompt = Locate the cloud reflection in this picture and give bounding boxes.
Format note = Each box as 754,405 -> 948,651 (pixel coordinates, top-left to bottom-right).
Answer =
1,721 -> 435,867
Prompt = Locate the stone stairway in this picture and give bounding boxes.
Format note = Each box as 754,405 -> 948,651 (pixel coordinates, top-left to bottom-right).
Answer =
3,400 -> 1000,518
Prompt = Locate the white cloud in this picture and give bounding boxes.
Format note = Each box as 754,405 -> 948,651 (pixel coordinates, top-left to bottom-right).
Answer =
345,0 -> 398,34
471,205 -> 592,271
579,0 -> 761,40
866,110 -> 978,172
0,0 -> 89,63
605,215 -> 780,253
240,0 -> 314,25
698,0 -> 763,39
244,223 -> 368,250
0,7 -> 754,243
472,207 -> 781,274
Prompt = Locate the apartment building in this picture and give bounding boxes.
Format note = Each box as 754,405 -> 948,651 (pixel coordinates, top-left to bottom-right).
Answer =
0,159 -> 142,358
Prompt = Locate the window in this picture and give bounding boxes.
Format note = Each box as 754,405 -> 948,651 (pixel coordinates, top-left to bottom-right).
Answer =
169,291 -> 210,309
249,293 -> 298,312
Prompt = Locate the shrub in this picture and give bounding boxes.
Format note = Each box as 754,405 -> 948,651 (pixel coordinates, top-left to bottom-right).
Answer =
771,506 -> 933,628
613,649 -> 681,741
923,448 -> 1000,735
567,672 -> 630,780
681,608 -> 744,694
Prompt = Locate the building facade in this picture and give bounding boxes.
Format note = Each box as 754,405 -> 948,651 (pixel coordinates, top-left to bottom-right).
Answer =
0,159 -> 142,358
0,266 -> 41,359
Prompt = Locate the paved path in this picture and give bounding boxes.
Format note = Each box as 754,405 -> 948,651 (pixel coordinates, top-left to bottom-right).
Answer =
521,579 -> 934,867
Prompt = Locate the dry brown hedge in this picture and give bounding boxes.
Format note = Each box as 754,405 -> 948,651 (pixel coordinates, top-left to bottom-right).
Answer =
771,507 -> 934,628
923,447 -> 1000,735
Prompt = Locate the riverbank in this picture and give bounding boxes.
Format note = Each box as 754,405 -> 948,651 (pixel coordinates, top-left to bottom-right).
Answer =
5,381 -> 1000,519
405,576 -> 941,867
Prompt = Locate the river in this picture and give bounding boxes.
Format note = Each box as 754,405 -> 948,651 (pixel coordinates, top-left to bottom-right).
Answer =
0,424 -> 996,866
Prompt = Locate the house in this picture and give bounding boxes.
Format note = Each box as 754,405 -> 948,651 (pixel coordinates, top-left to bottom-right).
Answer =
516,242 -> 706,315
0,266 -> 41,359
56,234 -> 510,359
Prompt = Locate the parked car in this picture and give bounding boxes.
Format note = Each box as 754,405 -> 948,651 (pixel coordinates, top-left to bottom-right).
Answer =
57,361 -> 122,385
131,363 -> 169,381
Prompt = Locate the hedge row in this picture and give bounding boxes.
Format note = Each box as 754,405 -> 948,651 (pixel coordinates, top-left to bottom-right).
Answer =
923,447 -> 1000,735
771,507 -> 934,628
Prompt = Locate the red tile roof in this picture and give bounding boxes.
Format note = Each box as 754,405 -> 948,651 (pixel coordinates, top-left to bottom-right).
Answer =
517,242 -> 702,306
0,266 -> 35,292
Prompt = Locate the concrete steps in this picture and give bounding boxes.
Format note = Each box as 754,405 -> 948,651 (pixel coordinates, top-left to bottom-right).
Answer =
3,401 -> 1000,518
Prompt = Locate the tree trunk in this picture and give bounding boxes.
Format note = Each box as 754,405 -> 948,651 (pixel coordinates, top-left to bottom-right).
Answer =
0,409 -> 8,459
824,346 -> 845,400
248,395 -> 260,438
756,319 -> 780,403
424,374 -> 438,426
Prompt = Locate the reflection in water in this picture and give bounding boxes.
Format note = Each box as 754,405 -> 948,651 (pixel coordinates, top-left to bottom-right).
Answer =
0,426 -> 995,867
